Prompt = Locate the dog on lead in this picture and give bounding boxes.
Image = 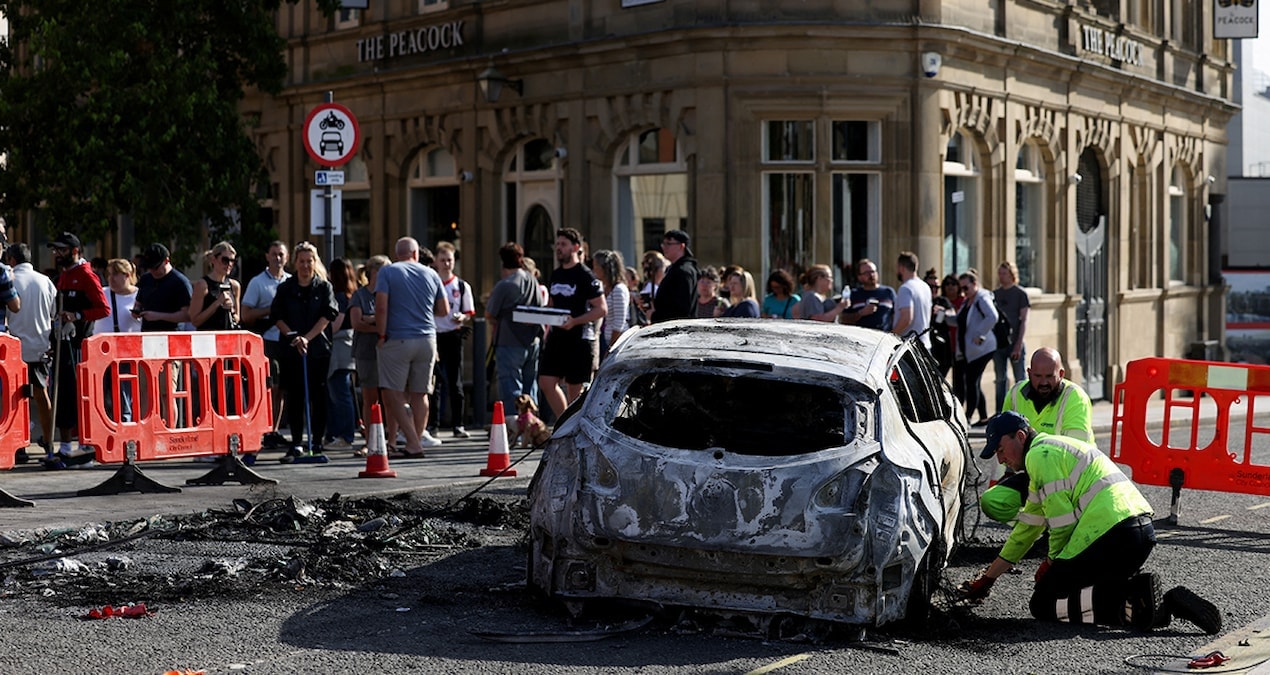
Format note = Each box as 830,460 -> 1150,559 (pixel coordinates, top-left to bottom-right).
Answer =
507,394 -> 551,448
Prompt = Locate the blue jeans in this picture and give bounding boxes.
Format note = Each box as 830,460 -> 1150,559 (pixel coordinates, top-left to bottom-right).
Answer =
993,343 -> 1026,413
326,369 -> 356,442
496,341 -> 540,415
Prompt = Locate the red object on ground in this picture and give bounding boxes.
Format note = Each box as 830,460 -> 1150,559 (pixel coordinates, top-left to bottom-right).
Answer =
479,401 -> 517,478
358,403 -> 397,478
85,603 -> 153,620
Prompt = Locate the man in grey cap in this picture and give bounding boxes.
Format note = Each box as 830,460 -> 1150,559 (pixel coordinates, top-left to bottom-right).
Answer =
651,228 -> 698,322
960,411 -> 1221,635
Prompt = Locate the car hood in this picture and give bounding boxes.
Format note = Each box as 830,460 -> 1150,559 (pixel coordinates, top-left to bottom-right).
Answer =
562,414 -> 889,558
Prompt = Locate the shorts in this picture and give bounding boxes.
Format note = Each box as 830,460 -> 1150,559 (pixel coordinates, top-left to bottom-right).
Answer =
355,356 -> 380,389
377,336 -> 437,394
539,334 -> 598,385
26,360 -> 50,390
265,339 -> 284,386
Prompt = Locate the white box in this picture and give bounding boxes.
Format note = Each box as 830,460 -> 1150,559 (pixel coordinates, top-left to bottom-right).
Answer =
513,305 -> 571,326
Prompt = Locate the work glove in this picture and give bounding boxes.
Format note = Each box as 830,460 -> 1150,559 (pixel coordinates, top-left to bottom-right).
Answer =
1035,559 -> 1052,583
59,322 -> 77,340
959,575 -> 995,602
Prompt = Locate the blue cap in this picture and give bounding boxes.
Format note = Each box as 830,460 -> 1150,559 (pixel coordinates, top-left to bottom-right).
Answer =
980,411 -> 1031,459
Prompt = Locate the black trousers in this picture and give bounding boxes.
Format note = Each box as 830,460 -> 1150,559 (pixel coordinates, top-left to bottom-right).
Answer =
962,353 -> 992,420
279,346 -> 330,449
1030,514 -> 1156,624
430,329 -> 465,429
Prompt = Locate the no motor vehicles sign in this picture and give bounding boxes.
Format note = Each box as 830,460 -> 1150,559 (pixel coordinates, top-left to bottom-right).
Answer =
303,103 -> 361,167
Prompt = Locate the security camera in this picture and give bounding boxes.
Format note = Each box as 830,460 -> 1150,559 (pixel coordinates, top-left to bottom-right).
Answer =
1069,173 -> 1083,185
554,147 -> 568,159
459,170 -> 474,183
921,52 -> 941,78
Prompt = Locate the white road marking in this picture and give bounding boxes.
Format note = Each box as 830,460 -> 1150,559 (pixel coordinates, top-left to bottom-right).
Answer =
1248,502 -> 1270,510
746,653 -> 812,674
1199,514 -> 1232,524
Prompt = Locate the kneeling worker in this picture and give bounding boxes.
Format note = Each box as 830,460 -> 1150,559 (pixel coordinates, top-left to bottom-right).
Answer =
962,411 -> 1222,634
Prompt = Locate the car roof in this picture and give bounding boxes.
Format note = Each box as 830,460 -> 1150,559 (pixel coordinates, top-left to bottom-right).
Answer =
613,319 -> 902,388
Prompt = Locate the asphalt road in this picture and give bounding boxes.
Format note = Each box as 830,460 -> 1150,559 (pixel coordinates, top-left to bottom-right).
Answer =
1,429 -> 1268,674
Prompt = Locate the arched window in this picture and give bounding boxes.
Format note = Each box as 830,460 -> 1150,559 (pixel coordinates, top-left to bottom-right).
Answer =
1014,142 -> 1045,288
504,138 -> 564,267
943,132 -> 979,275
613,128 -> 687,264
1168,165 -> 1188,283
407,147 -> 461,248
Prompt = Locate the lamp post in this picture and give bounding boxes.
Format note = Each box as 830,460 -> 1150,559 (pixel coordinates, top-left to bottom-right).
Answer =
477,65 -> 523,103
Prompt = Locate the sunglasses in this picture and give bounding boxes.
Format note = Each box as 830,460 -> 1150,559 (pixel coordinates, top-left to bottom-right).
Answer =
960,285 -> 971,292
221,256 -> 237,265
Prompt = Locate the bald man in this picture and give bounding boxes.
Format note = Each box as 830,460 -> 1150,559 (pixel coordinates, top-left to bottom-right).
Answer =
1002,347 -> 1093,443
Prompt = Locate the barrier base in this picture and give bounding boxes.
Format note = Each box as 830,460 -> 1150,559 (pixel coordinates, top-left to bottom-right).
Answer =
0,488 -> 35,508
186,454 -> 279,487
78,459 -> 182,497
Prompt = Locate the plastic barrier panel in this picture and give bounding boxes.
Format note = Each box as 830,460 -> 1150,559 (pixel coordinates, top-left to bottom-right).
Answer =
0,333 -> 31,470
1111,357 -> 1270,504
77,331 -> 272,464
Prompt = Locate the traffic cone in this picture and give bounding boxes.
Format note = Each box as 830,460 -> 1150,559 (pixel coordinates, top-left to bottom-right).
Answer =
479,401 -> 517,477
358,403 -> 397,478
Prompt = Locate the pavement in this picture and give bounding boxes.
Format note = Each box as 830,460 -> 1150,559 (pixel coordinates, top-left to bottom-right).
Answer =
0,393 -> 1258,536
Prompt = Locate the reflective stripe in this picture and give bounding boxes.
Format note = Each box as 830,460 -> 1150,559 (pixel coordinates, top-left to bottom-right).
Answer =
1055,385 -> 1094,442
1047,511 -> 1078,528
1055,588 -> 1094,623
1018,511 -> 1046,526
1079,587 -> 1094,623
1078,473 -> 1129,513
1039,476 -> 1073,501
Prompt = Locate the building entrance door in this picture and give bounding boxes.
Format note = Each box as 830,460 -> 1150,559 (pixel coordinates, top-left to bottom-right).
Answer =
1074,149 -> 1107,400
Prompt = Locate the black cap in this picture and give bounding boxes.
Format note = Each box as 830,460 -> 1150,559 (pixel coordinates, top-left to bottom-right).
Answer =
980,411 -> 1031,459
663,229 -> 690,246
140,243 -> 170,270
47,232 -> 81,250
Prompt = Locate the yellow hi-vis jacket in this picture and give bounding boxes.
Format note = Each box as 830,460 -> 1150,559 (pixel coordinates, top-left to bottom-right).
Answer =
999,433 -> 1152,563
1003,379 -> 1094,443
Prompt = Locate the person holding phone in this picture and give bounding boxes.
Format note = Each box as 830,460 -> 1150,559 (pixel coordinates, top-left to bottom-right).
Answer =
190,241 -> 241,331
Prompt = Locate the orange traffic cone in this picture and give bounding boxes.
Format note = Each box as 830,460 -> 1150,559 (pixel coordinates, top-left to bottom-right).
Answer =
479,401 -> 517,477
358,403 -> 397,478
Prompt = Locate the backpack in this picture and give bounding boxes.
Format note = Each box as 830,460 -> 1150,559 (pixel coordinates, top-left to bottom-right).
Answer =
992,300 -> 1012,347
976,295 -> 1013,348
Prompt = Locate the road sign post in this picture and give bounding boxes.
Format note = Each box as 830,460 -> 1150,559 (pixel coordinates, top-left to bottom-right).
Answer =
302,94 -> 361,263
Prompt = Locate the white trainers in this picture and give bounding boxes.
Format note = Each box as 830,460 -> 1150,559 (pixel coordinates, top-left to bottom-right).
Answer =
420,430 -> 443,448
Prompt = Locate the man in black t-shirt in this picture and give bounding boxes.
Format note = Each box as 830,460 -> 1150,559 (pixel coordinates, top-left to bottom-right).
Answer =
135,243 -> 192,331
538,228 -> 606,418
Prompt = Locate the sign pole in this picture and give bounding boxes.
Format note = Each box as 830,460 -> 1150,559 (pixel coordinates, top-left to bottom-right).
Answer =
323,91 -> 335,265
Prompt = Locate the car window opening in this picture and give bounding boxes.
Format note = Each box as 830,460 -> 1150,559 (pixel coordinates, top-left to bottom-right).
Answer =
611,371 -> 852,455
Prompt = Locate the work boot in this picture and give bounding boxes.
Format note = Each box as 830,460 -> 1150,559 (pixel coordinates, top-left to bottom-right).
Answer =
278,446 -> 304,464
1162,586 -> 1222,635
1125,572 -> 1162,631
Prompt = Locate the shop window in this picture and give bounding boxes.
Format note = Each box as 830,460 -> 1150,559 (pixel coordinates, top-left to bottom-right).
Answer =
763,121 -> 814,163
830,121 -> 879,163
764,172 -> 814,277
831,173 -> 880,286
1014,143 -> 1045,288
943,132 -> 980,276
1128,161 -> 1152,289
341,157 -> 370,262
1172,0 -> 1198,49
614,128 -> 688,265
1168,165 -> 1187,283
408,147 -> 462,249
1128,0 -> 1155,33
336,8 -> 360,29
419,0 -> 447,13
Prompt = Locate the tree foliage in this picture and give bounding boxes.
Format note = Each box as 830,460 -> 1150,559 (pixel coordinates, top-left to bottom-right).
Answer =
0,0 -> 338,263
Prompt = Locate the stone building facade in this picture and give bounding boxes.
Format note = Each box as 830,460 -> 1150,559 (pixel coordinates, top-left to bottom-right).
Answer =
249,0 -> 1237,398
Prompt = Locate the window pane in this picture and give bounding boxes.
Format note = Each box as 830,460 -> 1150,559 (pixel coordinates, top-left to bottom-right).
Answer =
1015,182 -> 1042,287
426,148 -> 455,178
832,173 -> 874,274
766,173 -> 814,276
944,175 -> 976,273
765,121 -> 814,162
831,121 -> 872,161
342,193 -> 371,261
523,139 -> 556,172
1170,193 -> 1184,281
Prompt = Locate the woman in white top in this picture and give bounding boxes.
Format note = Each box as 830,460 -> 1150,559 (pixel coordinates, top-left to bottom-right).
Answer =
92,259 -> 142,422
590,249 -> 630,359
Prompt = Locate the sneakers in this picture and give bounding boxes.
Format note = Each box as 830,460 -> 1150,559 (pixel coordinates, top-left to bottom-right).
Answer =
324,438 -> 354,452
420,430 -> 443,448
1162,586 -> 1222,635
453,426 -> 471,439
58,441 -> 74,455
1125,572 -> 1162,631
15,449 -> 30,465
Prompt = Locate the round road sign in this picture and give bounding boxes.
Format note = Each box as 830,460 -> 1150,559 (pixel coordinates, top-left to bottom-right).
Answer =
303,103 -> 361,167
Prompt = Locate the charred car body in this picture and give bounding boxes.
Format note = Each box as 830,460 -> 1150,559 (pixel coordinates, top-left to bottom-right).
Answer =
527,319 -> 971,627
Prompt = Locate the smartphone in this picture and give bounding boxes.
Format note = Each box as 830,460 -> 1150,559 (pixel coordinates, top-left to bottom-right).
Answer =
130,305 -> 143,316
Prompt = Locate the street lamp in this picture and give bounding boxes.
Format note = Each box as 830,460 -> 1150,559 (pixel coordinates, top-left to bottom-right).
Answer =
477,65 -> 523,103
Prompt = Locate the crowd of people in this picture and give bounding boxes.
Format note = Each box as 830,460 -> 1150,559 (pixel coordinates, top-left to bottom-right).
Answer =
0,222 -> 1037,466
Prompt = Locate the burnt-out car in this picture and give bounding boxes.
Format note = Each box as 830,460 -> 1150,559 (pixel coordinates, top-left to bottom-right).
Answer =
527,319 -> 971,627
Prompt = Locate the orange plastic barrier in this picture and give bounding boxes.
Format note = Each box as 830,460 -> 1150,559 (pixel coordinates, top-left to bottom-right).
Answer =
1,332 -> 31,471
1111,357 -> 1270,520
75,331 -> 275,494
